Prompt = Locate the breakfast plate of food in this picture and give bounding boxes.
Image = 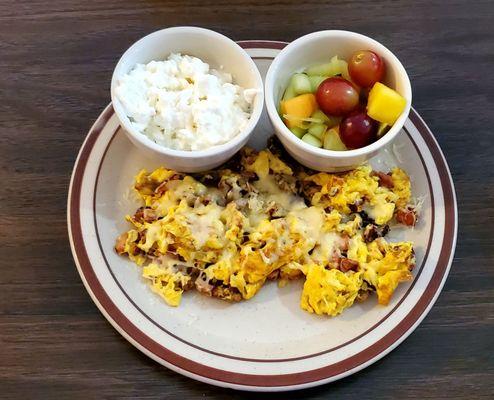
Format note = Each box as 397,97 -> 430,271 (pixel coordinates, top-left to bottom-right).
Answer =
67,28 -> 457,391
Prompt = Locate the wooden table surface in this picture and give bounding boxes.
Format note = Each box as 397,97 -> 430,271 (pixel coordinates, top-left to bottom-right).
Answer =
1,0 -> 493,398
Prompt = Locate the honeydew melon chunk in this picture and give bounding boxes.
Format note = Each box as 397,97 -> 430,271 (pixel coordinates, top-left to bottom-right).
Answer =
307,122 -> 327,140
292,73 -> 312,95
311,109 -> 341,128
301,133 -> 322,147
306,56 -> 351,81
308,75 -> 327,92
282,83 -> 297,101
289,126 -> 307,138
323,127 -> 347,151
306,62 -> 333,76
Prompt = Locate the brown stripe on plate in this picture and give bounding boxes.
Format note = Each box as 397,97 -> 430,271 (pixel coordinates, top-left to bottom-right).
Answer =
237,40 -> 287,50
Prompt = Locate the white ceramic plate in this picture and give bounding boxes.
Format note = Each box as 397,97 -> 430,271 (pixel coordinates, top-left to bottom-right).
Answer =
67,41 -> 457,391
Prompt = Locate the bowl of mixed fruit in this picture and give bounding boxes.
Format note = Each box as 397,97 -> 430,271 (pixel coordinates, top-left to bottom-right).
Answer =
265,30 -> 412,171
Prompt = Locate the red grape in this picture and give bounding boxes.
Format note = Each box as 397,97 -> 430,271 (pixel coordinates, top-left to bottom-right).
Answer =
348,50 -> 385,88
315,77 -> 359,116
339,111 -> 377,149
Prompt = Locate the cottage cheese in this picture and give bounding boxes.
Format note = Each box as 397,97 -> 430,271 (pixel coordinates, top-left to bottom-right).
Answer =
115,53 -> 257,151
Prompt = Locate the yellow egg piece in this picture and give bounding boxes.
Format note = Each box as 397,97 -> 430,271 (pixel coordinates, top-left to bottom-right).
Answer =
115,147 -> 417,317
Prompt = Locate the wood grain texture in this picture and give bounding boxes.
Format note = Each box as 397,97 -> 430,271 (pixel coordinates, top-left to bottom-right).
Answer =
1,0 -> 493,398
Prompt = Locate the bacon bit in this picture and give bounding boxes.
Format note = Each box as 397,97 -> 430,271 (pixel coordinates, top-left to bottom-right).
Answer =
356,290 -> 369,303
382,224 -> 390,236
115,232 -> 128,254
241,170 -> 257,181
396,207 -> 417,226
359,210 -> 375,227
194,276 -> 213,295
193,171 -> 222,187
267,270 -> 280,280
274,173 -> 298,194
131,247 -> 142,256
280,269 -> 303,281
154,174 -> 183,195
242,152 -> 258,166
371,171 -> 394,189
363,224 -> 390,243
363,224 -> 379,243
349,199 -> 363,213
340,235 -> 350,252
171,173 -> 184,180
266,202 -> 283,218
134,207 -> 158,223
165,251 -> 178,259
137,229 -> 147,241
339,258 -> 359,272
300,181 -> 319,200
211,285 -> 242,302
194,196 -> 211,207
134,180 -> 158,195
133,207 -> 145,222
154,181 -> 169,195
181,279 -> 195,291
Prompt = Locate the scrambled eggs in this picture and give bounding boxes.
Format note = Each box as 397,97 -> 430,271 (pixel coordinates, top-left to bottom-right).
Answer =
115,143 -> 416,317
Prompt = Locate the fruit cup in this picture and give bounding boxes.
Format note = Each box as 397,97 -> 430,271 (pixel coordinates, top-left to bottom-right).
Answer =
265,30 -> 412,172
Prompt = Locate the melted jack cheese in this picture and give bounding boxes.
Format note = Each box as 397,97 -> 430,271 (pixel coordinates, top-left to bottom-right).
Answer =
116,148 -> 415,317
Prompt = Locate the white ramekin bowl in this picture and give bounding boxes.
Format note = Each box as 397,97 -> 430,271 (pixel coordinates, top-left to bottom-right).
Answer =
111,26 -> 264,172
265,30 -> 412,172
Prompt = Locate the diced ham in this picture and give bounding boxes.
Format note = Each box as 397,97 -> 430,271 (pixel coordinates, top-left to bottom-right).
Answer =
267,270 -> 280,280
339,258 -> 359,272
115,232 -> 128,255
371,171 -> 394,189
396,208 -> 417,226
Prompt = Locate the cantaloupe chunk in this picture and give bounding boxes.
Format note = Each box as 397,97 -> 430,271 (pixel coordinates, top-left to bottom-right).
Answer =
367,82 -> 406,125
280,93 -> 318,128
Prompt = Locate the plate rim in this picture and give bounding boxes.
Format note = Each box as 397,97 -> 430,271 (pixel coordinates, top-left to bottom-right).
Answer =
67,41 -> 458,391
91,123 -> 435,364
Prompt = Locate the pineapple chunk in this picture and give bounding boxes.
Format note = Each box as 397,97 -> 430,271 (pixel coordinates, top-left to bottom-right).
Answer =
280,93 -> 318,128
367,82 -> 406,125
